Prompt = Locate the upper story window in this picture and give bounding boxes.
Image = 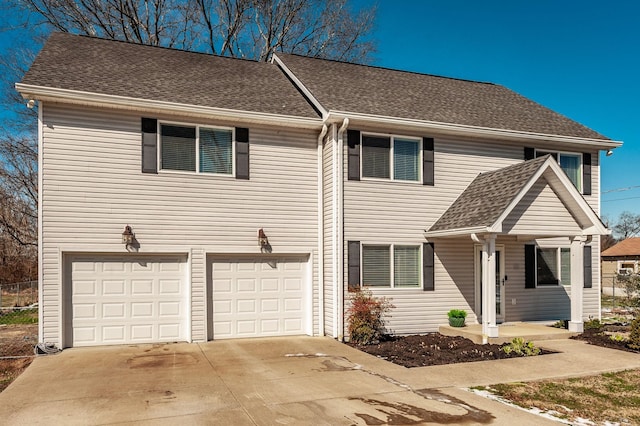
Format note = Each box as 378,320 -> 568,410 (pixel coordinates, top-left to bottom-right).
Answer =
536,247 -> 571,286
160,123 -> 233,175
362,134 -> 421,182
536,151 -> 582,190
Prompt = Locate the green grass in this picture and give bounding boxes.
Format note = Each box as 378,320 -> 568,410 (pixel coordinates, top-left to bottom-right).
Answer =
0,309 -> 38,324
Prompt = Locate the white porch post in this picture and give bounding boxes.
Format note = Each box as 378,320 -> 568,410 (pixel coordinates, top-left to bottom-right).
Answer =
482,234 -> 499,340
569,236 -> 585,332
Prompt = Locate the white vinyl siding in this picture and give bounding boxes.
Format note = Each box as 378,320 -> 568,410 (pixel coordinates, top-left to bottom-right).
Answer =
502,178 -> 583,236
343,132 -> 602,335
40,103 -> 319,346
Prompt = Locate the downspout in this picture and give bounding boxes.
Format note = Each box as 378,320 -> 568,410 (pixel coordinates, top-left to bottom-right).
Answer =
331,123 -> 339,337
37,101 -> 43,343
336,117 -> 349,341
316,124 -> 327,336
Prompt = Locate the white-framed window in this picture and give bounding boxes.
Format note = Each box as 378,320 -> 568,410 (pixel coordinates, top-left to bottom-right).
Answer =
160,122 -> 234,175
536,247 -> 571,286
362,244 -> 421,288
361,133 -> 421,182
536,150 -> 582,190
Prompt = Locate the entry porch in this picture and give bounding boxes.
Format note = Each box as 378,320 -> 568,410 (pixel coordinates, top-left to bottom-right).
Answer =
439,321 -> 578,345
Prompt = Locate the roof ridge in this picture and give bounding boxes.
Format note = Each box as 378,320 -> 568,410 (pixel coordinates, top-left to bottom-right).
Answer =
52,31 -> 265,65
277,52 -> 496,86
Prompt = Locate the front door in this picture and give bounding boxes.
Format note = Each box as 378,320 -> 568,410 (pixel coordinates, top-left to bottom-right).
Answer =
475,245 -> 505,323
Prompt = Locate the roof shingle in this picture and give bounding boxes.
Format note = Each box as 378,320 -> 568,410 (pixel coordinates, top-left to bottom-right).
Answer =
276,53 -> 609,140
20,33 -> 320,119
429,155 -> 550,232
602,238 -> 640,257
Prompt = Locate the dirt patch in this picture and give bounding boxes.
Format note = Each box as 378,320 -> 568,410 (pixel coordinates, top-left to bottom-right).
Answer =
0,324 -> 37,357
0,324 -> 37,393
349,334 -> 552,368
571,323 -> 640,354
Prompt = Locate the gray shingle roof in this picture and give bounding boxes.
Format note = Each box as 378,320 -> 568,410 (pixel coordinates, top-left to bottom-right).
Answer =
276,53 -> 608,140
429,155 -> 550,232
20,33 -> 320,119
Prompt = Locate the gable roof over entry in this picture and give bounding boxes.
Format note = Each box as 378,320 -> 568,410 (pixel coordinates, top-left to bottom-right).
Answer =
425,155 -> 609,238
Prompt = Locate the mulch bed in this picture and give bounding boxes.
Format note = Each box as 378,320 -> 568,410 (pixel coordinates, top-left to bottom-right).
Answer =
349,333 -> 554,368
571,323 -> 639,354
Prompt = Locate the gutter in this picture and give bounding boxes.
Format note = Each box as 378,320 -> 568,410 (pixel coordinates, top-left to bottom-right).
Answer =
16,84 -> 323,130
325,111 -> 623,149
336,117 -> 349,341
316,124 -> 328,336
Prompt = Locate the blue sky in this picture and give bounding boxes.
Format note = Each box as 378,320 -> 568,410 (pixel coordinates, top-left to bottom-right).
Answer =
1,1 -> 638,221
364,0 -> 639,222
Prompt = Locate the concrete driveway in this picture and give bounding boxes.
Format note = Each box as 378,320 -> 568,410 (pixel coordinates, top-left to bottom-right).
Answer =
1,336 -> 624,425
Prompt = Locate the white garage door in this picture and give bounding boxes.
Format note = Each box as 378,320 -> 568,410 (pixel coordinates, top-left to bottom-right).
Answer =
68,255 -> 188,347
211,257 -> 308,339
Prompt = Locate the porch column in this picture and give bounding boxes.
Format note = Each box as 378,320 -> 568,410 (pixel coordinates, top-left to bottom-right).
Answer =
569,236 -> 585,332
482,234 -> 499,339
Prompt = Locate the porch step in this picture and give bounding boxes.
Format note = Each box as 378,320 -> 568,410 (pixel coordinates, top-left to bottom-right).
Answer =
439,323 -> 579,345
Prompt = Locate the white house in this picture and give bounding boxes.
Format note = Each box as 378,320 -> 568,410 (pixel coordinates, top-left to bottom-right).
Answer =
16,33 -> 621,348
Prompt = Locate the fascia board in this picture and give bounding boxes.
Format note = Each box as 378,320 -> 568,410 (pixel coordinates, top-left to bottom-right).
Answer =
424,226 -> 491,238
325,111 -> 622,149
271,54 -> 329,119
16,83 -> 324,130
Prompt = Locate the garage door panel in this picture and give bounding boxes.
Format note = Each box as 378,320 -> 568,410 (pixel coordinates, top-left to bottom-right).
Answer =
69,255 -> 187,347
211,257 -> 308,339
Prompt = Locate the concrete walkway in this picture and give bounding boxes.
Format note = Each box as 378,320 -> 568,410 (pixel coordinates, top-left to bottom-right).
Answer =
0,337 -> 639,425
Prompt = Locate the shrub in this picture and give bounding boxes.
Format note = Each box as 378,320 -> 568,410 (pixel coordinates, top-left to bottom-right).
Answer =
615,273 -> 640,306
447,309 -> 467,319
584,318 -> 602,330
627,317 -> 640,351
346,289 -> 393,345
501,337 -> 541,356
550,320 -> 568,329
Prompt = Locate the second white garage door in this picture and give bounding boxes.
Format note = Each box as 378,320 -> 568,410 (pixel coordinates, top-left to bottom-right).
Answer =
68,255 -> 188,347
211,257 -> 309,339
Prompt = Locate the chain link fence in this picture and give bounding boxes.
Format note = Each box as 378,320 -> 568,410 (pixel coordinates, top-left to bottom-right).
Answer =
0,281 -> 39,360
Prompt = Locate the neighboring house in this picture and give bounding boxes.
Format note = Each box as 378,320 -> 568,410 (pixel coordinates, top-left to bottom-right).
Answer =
16,33 -> 621,348
601,238 -> 640,295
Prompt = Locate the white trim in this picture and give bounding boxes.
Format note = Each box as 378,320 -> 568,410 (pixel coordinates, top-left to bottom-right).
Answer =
536,149 -> 583,191
331,124 -> 339,338
489,157 -> 608,236
272,54 -> 329,119
15,83 -> 324,130
424,226 -> 492,239
186,249 -> 193,343
474,244 -> 505,323
326,111 -> 622,149
37,101 -> 44,342
336,118 -> 349,341
306,253 -> 314,336
317,124 -> 327,336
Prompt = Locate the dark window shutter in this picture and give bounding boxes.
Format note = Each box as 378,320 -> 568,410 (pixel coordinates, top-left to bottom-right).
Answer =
141,118 -> 158,173
347,129 -> 360,181
582,153 -> 592,195
348,241 -> 361,291
583,245 -> 592,288
423,137 -> 434,186
235,127 -> 249,180
423,242 -> 435,291
525,245 -> 536,288
524,147 -> 535,160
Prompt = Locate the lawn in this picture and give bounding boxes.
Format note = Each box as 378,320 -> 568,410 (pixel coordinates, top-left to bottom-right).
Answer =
0,308 -> 38,325
474,369 -> 640,424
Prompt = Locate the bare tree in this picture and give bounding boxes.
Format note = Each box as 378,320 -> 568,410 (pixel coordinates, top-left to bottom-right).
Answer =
16,0 -> 376,62
613,211 -> 640,240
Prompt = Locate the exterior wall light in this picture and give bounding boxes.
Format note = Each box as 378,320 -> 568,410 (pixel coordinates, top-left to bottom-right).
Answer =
122,225 -> 134,245
258,228 -> 269,248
